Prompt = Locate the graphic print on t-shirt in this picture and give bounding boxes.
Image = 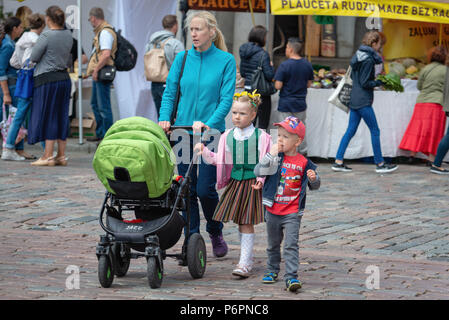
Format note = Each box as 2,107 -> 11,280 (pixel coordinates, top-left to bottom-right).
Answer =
267,154 -> 308,215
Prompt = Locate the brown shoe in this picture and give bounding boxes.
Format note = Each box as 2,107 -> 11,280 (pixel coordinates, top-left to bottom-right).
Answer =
31,157 -> 56,166
16,150 -> 37,160
54,156 -> 68,166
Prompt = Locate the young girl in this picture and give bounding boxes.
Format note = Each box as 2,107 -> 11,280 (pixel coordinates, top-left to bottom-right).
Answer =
194,90 -> 272,278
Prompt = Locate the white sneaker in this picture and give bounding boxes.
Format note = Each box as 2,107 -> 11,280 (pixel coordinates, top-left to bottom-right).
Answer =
1,149 -> 25,161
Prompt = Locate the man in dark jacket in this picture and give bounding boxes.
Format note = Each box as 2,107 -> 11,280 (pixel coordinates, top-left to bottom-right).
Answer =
239,25 -> 274,129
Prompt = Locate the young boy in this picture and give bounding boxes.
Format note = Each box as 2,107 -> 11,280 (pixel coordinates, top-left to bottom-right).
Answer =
254,116 -> 320,292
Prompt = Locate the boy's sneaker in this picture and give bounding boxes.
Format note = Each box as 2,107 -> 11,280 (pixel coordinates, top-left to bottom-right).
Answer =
430,165 -> 449,175
375,163 -> 398,173
262,272 -> 278,284
332,162 -> 352,172
286,278 -> 302,292
1,149 -> 25,161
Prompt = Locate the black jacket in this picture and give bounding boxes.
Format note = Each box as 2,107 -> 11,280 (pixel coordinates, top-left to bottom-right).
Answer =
239,42 -> 274,90
349,45 -> 384,109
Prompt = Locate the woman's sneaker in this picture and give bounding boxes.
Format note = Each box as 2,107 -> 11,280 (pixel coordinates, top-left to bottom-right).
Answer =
332,162 -> 352,172
209,233 -> 228,258
375,163 -> 398,173
286,278 -> 302,292
1,149 -> 25,161
430,165 -> 449,175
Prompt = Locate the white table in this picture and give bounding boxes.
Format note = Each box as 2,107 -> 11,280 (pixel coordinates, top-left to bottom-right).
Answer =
268,88 -> 449,162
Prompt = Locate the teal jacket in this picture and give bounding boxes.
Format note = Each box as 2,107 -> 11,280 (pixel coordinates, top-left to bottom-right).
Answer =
159,43 -> 236,132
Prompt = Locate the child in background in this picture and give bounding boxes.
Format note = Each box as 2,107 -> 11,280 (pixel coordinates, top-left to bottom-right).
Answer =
195,90 -> 272,278
254,116 -> 320,292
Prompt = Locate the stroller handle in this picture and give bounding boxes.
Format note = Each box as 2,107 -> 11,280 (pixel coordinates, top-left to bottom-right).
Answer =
170,125 -> 206,133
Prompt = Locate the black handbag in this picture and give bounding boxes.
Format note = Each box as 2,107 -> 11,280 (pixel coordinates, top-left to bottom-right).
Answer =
250,53 -> 276,96
98,65 -> 116,82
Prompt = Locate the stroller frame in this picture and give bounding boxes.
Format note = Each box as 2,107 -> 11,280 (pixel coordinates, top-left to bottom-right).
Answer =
96,142 -> 206,289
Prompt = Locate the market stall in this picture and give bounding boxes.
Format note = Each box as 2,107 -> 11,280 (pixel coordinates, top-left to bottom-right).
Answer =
269,0 -> 449,161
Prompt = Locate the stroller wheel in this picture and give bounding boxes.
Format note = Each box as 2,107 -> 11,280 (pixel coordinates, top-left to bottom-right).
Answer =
112,243 -> 130,277
98,255 -> 114,288
187,233 -> 206,279
147,257 -> 163,289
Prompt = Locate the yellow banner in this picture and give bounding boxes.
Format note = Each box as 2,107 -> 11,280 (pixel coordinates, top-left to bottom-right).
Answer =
383,19 -> 449,60
270,0 -> 449,24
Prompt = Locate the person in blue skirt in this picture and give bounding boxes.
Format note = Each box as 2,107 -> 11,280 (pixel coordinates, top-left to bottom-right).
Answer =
28,6 -> 73,166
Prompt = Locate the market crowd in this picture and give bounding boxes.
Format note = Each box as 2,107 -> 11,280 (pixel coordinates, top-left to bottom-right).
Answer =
1,6 -> 449,292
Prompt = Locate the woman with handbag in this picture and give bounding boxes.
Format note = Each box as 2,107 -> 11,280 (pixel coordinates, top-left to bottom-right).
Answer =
332,30 -> 398,174
239,25 -> 274,130
158,11 -> 236,258
0,17 -> 23,161
27,6 -> 73,166
2,14 -> 45,162
399,46 -> 448,167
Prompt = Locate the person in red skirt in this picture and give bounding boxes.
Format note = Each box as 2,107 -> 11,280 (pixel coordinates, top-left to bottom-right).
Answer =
399,46 -> 448,164
194,90 -> 272,278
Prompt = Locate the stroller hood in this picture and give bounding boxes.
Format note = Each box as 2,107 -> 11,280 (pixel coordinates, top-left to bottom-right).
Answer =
93,117 -> 175,199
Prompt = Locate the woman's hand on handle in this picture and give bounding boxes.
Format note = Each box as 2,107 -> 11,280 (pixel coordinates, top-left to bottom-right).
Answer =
192,121 -> 209,134
159,121 -> 171,134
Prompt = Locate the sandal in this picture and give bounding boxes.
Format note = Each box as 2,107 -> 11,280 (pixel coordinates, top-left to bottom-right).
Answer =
232,264 -> 252,278
16,151 -> 37,160
54,156 -> 68,166
31,157 -> 56,166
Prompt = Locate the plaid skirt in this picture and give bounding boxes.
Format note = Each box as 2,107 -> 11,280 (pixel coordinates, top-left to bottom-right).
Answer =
212,178 -> 264,225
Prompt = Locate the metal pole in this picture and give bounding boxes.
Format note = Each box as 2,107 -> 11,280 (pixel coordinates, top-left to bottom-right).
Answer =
77,0 -> 83,144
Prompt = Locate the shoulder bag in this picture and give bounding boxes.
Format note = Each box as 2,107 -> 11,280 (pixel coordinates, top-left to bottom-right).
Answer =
250,52 -> 276,96
170,51 -> 188,125
328,66 -> 352,113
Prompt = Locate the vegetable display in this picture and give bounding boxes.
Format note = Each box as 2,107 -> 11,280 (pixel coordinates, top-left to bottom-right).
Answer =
376,73 -> 404,92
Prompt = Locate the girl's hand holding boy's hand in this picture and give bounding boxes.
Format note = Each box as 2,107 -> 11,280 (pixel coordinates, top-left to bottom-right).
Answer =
194,143 -> 205,155
269,143 -> 278,156
307,169 -> 317,182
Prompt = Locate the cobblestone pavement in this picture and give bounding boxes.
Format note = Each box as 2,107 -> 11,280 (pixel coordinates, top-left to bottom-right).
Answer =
1,140 -> 449,300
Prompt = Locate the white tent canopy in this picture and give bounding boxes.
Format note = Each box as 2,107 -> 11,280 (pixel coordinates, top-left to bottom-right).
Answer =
2,0 -> 178,142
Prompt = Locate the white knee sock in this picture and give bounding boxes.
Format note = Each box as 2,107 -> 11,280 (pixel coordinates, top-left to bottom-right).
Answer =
239,233 -> 255,267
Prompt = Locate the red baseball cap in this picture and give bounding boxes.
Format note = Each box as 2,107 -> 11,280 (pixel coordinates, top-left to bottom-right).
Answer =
274,116 -> 306,140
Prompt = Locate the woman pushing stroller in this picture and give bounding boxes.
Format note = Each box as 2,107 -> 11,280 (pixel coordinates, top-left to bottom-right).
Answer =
158,11 -> 236,258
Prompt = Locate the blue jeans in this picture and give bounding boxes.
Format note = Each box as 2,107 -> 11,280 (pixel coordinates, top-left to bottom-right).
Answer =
336,105 -> 384,165
0,84 -> 20,149
91,80 -> 112,139
176,134 -> 223,237
151,82 -> 165,117
5,97 -> 32,150
434,124 -> 449,167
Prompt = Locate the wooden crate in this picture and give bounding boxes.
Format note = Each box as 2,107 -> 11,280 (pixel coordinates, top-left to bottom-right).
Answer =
305,16 -> 321,57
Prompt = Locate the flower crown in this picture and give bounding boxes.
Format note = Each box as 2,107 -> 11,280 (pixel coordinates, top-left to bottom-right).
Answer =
233,90 -> 261,109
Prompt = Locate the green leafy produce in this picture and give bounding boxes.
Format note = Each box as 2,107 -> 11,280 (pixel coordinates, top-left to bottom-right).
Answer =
376,73 -> 404,92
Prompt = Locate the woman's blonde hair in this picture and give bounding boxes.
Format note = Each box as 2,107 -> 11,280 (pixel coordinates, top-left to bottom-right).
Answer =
15,6 -> 32,30
186,11 -> 227,52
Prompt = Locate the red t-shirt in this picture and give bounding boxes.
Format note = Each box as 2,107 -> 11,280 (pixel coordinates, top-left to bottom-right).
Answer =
266,153 -> 308,216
